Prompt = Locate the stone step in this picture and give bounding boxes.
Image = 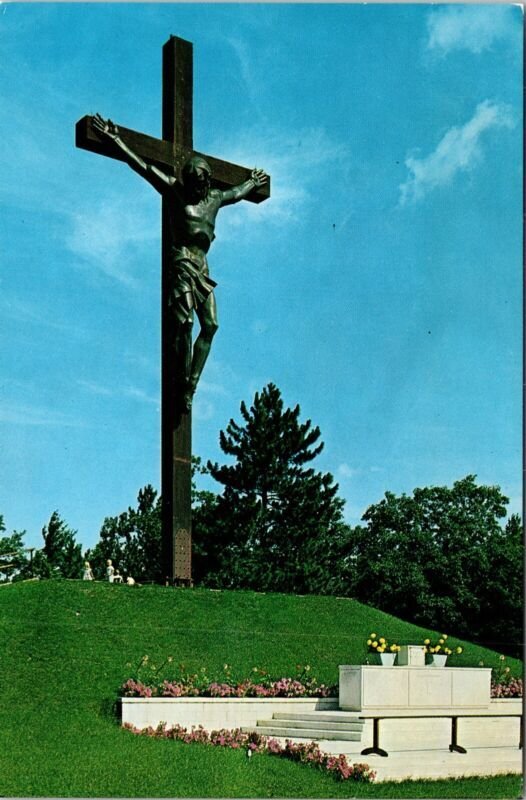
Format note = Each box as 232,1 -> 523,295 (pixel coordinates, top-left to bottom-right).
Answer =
272,711 -> 364,724
242,725 -> 363,741
258,717 -> 364,732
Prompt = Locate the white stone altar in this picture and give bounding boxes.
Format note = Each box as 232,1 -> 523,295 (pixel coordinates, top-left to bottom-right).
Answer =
339,665 -> 492,712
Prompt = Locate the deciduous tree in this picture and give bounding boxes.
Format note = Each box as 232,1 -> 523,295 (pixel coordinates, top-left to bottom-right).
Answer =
87,485 -> 162,582
345,476 -> 521,655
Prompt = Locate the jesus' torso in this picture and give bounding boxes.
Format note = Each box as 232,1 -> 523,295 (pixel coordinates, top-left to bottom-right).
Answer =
167,186 -> 224,255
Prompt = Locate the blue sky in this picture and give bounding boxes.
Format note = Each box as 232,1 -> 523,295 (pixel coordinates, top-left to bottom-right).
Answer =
0,3 -> 522,551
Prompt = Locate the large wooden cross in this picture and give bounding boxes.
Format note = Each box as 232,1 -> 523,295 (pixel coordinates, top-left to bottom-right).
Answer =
76,35 -> 270,585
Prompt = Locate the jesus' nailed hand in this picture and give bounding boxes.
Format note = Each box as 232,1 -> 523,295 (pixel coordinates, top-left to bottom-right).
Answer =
91,113 -> 268,412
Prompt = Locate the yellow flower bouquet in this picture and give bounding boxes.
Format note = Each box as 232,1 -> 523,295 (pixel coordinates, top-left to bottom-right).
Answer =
423,634 -> 463,666
366,633 -> 401,665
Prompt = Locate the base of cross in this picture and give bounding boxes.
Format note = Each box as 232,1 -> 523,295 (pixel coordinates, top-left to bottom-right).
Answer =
161,321 -> 195,582
161,405 -> 193,584
165,576 -> 194,588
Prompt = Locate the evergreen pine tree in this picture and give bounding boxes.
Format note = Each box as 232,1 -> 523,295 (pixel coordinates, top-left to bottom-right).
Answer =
0,517 -> 29,582
41,511 -> 84,579
196,383 -> 349,593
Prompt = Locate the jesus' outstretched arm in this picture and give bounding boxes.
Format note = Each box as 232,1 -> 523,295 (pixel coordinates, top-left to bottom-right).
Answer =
219,168 -> 268,206
92,114 -> 177,194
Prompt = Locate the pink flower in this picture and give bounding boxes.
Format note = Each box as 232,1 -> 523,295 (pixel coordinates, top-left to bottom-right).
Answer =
121,675 -> 374,784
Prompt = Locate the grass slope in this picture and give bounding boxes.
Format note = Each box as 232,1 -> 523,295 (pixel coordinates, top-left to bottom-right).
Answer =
0,580 -> 522,798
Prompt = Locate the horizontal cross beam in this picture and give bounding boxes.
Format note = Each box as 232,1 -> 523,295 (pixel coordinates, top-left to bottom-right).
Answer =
75,115 -> 270,203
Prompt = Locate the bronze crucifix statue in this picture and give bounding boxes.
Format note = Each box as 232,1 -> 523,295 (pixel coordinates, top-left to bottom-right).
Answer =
92,115 -> 267,412
76,35 -> 270,585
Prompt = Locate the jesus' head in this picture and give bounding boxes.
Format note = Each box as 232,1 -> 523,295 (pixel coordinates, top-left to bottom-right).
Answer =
182,156 -> 212,200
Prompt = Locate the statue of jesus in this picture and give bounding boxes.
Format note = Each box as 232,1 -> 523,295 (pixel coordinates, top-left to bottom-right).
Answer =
93,114 -> 268,411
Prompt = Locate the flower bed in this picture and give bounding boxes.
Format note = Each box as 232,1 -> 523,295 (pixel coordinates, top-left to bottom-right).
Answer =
123,721 -> 376,783
121,656 -> 523,700
122,676 -> 337,698
491,678 -> 523,698
124,678 -> 523,698
121,660 -> 337,699
486,655 -> 523,698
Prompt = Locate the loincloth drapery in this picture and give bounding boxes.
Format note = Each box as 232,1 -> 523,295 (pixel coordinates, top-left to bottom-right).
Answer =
168,246 -> 217,325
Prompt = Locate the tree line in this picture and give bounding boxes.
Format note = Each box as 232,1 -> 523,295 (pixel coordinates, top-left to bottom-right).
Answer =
1,383 -> 522,657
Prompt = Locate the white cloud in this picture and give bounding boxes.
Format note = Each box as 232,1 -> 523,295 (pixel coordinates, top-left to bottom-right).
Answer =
123,386 -> 159,406
338,463 -> 360,479
0,402 -> 84,428
124,351 -> 159,377
399,100 -> 515,206
77,379 -> 114,397
426,5 -> 519,56
193,396 -> 215,421
225,37 -> 263,119
208,125 -> 350,239
78,379 -> 158,407
195,359 -> 240,403
1,297 -> 87,337
66,196 -> 159,288
198,379 -> 229,398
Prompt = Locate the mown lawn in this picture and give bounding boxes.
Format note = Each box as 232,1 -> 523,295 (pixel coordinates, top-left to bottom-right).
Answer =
0,580 -> 522,797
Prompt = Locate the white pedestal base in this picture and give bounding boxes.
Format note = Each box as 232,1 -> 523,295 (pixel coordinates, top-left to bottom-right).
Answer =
339,665 -> 492,712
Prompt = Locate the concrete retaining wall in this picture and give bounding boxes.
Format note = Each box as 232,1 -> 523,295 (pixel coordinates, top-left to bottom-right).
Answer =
121,696 -> 338,730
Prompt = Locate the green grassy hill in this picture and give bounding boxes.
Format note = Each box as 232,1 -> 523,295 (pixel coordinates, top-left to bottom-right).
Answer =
0,580 -> 522,798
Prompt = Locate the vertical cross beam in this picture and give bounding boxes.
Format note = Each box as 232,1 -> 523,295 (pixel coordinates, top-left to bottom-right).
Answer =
75,36 -> 269,587
161,36 -> 193,586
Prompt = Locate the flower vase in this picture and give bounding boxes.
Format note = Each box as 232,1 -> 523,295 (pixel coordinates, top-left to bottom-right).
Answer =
427,653 -> 447,667
376,652 -> 396,666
